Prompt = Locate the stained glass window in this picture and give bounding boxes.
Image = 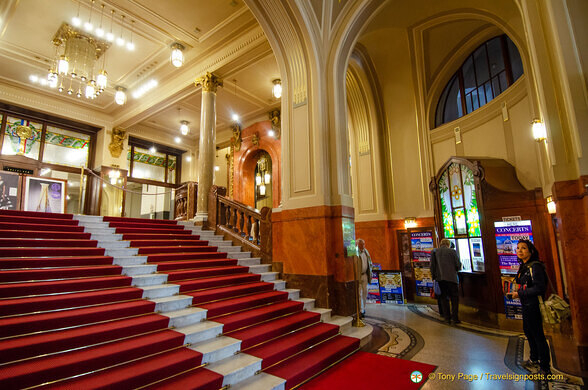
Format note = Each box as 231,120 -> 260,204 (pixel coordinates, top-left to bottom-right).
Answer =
2,116 -> 42,160
43,126 -> 91,168
437,162 -> 484,272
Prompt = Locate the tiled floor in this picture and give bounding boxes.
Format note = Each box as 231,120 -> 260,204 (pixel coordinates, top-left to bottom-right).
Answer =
363,303 -> 584,390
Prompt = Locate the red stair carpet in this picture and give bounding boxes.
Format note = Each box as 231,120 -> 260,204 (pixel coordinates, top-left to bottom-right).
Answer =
0,209 -> 365,389
300,351 -> 437,389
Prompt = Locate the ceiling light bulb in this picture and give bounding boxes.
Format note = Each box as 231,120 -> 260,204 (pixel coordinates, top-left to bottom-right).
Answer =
532,119 -> 547,141
72,16 -> 81,27
95,27 -> 104,37
175,137 -> 181,143
29,75 -> 38,83
231,114 -> 239,121
114,87 -> 127,105
170,43 -> 184,68
96,70 -> 107,90
272,79 -> 282,99
85,82 -> 95,98
268,129 -> 275,137
180,121 -> 189,135
58,56 -> 69,75
106,32 -> 114,42
84,21 -> 93,32
214,166 -> 220,171
126,42 -> 135,51
116,37 -> 125,46
149,146 -> 156,153
186,156 -> 192,162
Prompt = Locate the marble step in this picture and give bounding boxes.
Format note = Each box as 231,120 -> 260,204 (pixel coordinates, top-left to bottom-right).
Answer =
343,322 -> 374,347
176,320 -> 224,345
113,256 -> 147,266
271,280 -> 286,291
132,273 -> 168,287
284,289 -> 300,301
84,227 -> 116,234
122,264 -> 157,276
140,283 -> 180,299
237,258 -> 261,267
97,240 -> 130,249
105,247 -> 139,257
151,295 -> 193,313
163,306 -> 207,328
259,272 -> 279,282
207,353 -> 262,388
212,240 -> 234,247
247,264 -> 271,274
190,336 -> 241,364
91,233 -> 123,241
309,308 -> 332,322
326,315 -> 353,333
79,222 -> 111,229
73,215 -> 104,222
295,297 -> 315,310
231,373 -> 285,390
221,246 -> 242,253
229,252 -> 251,259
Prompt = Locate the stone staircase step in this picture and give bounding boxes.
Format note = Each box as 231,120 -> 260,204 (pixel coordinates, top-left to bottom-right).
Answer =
122,264 -> 157,276
260,272 -> 279,282
73,215 -> 104,222
207,353 -> 262,388
231,373 -> 285,390
343,322 -> 373,347
326,315 -> 353,333
190,336 -> 241,364
84,227 -> 116,234
247,264 -> 271,273
176,320 -> 224,344
106,248 -> 139,257
271,280 -> 286,291
284,289 -> 300,301
309,308 -> 332,322
98,240 -> 130,249
163,307 -> 207,328
151,295 -> 193,313
91,233 -> 123,241
140,283 -> 180,299
230,252 -> 251,259
113,256 -> 147,266
132,273 -> 168,287
295,297 -> 315,310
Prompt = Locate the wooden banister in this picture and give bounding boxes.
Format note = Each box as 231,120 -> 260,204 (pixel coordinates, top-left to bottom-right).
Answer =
174,182 -> 197,220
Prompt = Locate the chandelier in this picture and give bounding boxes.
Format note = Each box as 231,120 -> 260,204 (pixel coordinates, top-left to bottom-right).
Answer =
48,22 -> 110,100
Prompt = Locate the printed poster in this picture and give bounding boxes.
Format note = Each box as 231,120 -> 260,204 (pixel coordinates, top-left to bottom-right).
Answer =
367,262 -> 382,303
494,220 -> 533,275
0,171 -> 19,210
411,231 -> 434,296
377,270 -> 404,304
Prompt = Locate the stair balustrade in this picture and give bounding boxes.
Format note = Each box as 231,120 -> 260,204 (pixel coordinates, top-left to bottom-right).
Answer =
174,182 -> 197,220
208,185 -> 272,264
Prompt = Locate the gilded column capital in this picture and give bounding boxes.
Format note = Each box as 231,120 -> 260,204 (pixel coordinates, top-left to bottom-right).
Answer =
195,72 -> 223,93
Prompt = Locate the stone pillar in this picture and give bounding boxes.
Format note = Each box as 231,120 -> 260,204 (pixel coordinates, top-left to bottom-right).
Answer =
194,72 -> 223,224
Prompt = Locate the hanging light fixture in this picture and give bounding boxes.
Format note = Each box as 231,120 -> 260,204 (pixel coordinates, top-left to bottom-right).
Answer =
95,4 -> 105,37
180,121 -> 190,136
264,171 -> 271,184
259,184 -> 266,196
532,119 -> 547,141
84,0 -> 95,32
272,79 -> 282,99
114,86 -> 127,105
546,196 -> 556,214
170,43 -> 185,68
255,172 -> 262,186
149,145 -> 157,154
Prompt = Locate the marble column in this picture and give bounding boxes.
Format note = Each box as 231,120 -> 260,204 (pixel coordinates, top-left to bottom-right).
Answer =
194,72 -> 223,223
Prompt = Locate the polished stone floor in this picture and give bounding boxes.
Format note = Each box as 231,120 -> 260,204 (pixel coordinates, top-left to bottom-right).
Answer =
362,303 -> 584,390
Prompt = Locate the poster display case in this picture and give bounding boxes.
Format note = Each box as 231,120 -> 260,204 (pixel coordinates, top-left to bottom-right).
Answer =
0,170 -> 20,210
23,176 -> 67,213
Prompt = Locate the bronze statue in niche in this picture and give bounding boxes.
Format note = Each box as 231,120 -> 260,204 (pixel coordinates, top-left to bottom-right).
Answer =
108,128 -> 127,158
230,122 -> 242,152
269,109 -> 281,139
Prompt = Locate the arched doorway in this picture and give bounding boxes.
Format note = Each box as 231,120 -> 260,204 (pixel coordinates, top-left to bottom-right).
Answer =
253,150 -> 272,210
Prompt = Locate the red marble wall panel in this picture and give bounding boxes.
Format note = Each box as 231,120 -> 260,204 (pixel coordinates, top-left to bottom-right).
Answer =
233,121 -> 281,208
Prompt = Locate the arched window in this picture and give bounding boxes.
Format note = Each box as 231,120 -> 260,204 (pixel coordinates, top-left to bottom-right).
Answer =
435,35 -> 524,127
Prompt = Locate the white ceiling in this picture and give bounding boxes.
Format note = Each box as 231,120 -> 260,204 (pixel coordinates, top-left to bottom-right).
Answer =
0,0 -> 280,148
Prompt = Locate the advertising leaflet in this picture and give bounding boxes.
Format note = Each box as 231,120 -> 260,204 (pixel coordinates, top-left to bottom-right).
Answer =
494,220 -> 533,274
411,231 -> 434,296
367,262 -> 382,303
494,220 -> 533,320
377,270 -> 404,304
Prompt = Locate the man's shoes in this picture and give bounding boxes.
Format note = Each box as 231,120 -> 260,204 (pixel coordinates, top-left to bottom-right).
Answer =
452,319 -> 461,325
443,318 -> 451,324
360,311 -> 365,319
522,359 -> 540,370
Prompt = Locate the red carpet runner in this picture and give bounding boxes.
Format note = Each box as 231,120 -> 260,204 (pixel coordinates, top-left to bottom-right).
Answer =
0,210 -> 363,389
300,351 -> 437,389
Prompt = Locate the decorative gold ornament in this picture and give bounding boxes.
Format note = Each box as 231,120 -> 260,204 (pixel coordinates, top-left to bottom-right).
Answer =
269,109 -> 281,139
108,127 -> 127,158
15,125 -> 33,139
230,122 -> 242,152
195,72 -> 223,93
252,132 -> 260,146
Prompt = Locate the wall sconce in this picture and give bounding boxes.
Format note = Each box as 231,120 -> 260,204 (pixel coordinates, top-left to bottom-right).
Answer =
264,171 -> 271,184
404,217 -> 417,229
272,79 -> 282,99
108,169 -> 120,185
259,184 -> 266,196
170,43 -> 185,68
180,120 -> 190,136
546,196 -> 556,214
532,119 -> 546,141
114,87 -> 127,105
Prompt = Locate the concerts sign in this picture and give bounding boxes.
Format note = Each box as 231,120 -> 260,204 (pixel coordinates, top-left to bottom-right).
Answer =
494,220 -> 534,275
411,231 -> 434,296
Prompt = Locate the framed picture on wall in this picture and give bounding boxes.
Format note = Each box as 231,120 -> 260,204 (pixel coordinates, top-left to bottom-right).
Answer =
0,170 -> 21,210
23,176 -> 67,213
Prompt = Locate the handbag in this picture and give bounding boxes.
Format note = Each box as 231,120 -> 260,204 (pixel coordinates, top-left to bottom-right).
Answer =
529,264 -> 571,324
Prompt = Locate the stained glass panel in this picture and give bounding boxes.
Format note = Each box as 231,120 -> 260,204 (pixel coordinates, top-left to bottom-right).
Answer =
43,126 -> 90,168
453,208 -> 467,235
438,171 -> 454,238
2,116 -> 42,160
461,165 -> 481,236
449,163 -> 464,208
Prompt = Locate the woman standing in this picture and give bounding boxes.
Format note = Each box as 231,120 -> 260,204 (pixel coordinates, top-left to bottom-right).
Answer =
511,239 -> 551,375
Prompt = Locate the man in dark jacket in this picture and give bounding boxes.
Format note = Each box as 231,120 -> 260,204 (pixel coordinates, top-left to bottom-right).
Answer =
430,238 -> 461,324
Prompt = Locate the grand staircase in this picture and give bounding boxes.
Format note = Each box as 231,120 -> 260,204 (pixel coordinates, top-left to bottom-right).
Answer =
0,210 -> 369,389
